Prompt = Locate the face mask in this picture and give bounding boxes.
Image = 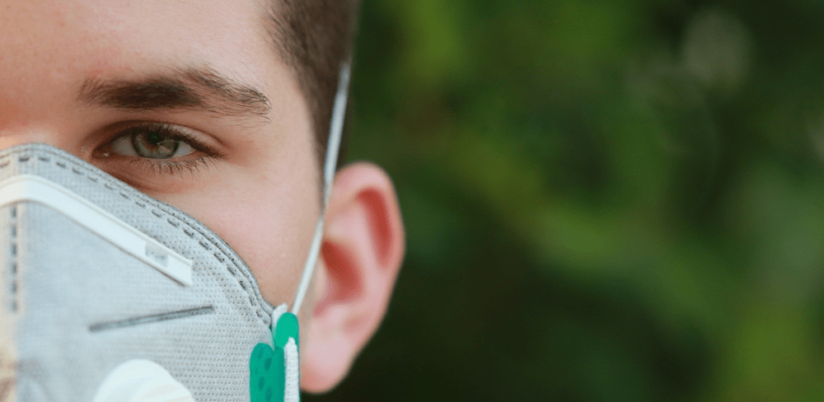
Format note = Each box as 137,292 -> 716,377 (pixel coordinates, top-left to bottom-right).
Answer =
0,66 -> 350,402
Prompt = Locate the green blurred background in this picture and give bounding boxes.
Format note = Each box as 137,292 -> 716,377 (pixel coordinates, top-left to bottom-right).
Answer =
307,1 -> 824,401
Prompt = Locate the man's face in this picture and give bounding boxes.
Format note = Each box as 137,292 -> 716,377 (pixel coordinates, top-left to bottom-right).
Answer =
0,1 -> 407,392
0,0 -> 320,308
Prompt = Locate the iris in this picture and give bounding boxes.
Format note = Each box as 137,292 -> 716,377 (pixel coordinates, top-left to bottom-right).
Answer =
132,130 -> 180,159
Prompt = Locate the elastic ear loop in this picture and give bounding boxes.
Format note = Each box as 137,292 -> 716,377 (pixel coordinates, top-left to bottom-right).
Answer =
292,63 -> 351,315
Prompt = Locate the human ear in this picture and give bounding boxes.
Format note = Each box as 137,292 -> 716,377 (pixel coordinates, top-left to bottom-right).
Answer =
300,162 -> 405,392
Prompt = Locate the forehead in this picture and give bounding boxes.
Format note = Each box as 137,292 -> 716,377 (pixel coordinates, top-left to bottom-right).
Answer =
0,0 -> 276,100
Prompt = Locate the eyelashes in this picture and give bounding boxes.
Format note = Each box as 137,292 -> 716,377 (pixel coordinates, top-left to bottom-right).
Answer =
95,121 -> 224,178
123,155 -> 217,176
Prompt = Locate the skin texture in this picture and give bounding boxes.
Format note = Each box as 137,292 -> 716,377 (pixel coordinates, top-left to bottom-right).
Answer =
0,0 -> 404,393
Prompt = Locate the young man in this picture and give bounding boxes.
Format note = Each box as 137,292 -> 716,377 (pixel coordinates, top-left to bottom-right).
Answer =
0,0 -> 404,396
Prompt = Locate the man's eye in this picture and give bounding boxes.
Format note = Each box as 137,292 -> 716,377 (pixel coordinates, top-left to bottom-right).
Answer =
93,122 -> 224,182
110,125 -> 196,159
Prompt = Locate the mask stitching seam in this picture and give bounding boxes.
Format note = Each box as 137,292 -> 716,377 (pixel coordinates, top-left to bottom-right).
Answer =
8,147 -> 273,326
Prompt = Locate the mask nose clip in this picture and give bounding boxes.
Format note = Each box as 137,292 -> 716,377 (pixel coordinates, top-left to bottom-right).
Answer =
0,175 -> 193,286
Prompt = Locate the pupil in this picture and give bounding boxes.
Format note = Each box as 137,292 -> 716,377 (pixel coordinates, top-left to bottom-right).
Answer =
146,131 -> 164,146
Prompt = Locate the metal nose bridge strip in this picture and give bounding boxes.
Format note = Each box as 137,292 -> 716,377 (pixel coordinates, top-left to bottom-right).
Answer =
0,174 -> 193,286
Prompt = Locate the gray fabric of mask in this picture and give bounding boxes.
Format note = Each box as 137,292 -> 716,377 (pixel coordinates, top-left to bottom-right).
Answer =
0,143 -> 276,402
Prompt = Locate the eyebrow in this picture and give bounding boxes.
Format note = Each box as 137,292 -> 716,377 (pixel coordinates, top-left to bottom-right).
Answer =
78,67 -> 272,120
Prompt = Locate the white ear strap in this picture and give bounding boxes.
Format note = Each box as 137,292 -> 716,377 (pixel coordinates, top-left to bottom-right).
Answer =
291,64 -> 351,314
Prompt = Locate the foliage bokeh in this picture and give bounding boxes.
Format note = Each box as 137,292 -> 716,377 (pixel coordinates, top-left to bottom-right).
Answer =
307,1 -> 824,401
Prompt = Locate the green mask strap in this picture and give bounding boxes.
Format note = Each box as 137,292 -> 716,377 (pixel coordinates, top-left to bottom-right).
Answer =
250,305 -> 299,402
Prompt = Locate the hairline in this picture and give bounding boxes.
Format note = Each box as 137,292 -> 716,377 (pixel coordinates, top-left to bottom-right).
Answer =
263,0 -> 359,169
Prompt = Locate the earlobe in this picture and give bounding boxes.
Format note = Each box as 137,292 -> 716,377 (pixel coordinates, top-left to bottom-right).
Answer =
300,162 -> 405,393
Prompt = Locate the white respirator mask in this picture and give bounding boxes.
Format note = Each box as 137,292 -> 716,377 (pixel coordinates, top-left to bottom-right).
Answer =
0,65 -> 351,402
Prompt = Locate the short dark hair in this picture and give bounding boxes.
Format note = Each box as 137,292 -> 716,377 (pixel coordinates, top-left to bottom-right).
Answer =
266,0 -> 361,164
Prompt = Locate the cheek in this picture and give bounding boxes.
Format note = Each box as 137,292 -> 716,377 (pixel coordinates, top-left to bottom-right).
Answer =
155,160 -> 321,306
0,98 -> 29,131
